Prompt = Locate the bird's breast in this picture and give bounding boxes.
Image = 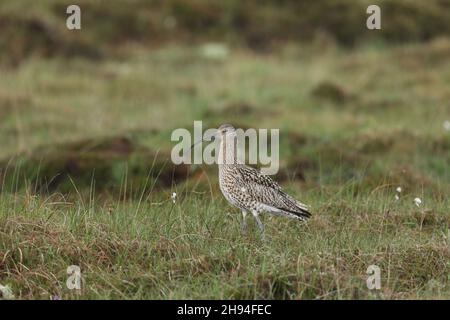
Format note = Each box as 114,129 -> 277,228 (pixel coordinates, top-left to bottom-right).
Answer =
218,166 -> 243,208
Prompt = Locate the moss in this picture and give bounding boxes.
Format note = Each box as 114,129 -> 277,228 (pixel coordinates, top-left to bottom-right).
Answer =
311,81 -> 354,104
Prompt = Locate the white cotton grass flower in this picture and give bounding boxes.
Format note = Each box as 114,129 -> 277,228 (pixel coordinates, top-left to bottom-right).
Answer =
0,284 -> 15,299
171,192 -> 177,204
414,197 -> 422,207
394,186 -> 402,200
444,120 -> 450,131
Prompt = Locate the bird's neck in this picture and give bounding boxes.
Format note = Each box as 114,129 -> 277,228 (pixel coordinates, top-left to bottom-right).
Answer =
218,135 -> 242,166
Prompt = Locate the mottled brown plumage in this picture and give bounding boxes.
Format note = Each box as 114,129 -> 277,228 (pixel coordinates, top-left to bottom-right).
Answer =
216,124 -> 311,233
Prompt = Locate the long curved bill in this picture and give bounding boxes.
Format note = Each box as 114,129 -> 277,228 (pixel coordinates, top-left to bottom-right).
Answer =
190,139 -> 204,149
190,132 -> 216,149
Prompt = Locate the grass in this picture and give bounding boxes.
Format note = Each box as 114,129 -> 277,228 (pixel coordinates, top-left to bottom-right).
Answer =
1,34 -> 450,298
0,184 -> 448,299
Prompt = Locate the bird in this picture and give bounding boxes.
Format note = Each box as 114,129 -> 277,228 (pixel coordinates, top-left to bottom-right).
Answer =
198,123 -> 311,235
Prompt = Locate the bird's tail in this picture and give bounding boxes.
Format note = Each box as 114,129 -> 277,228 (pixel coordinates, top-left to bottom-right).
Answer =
279,191 -> 312,221
282,206 -> 311,221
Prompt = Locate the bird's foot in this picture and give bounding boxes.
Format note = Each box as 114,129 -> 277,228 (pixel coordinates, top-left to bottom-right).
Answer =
253,213 -> 265,241
240,221 -> 248,235
241,211 -> 248,236
260,230 -> 266,241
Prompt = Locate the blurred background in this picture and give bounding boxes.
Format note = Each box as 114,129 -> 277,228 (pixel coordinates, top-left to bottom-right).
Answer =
1,0 -> 450,301
1,0 -> 450,198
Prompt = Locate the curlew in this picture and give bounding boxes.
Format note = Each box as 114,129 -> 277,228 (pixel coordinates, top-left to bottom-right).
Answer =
194,124 -> 311,234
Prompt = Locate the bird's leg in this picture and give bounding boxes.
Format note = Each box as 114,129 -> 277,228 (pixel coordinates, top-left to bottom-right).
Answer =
241,211 -> 248,234
252,211 -> 265,238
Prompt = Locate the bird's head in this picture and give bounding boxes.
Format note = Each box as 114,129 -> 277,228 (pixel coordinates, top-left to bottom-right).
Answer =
191,123 -> 237,149
216,123 -> 236,140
